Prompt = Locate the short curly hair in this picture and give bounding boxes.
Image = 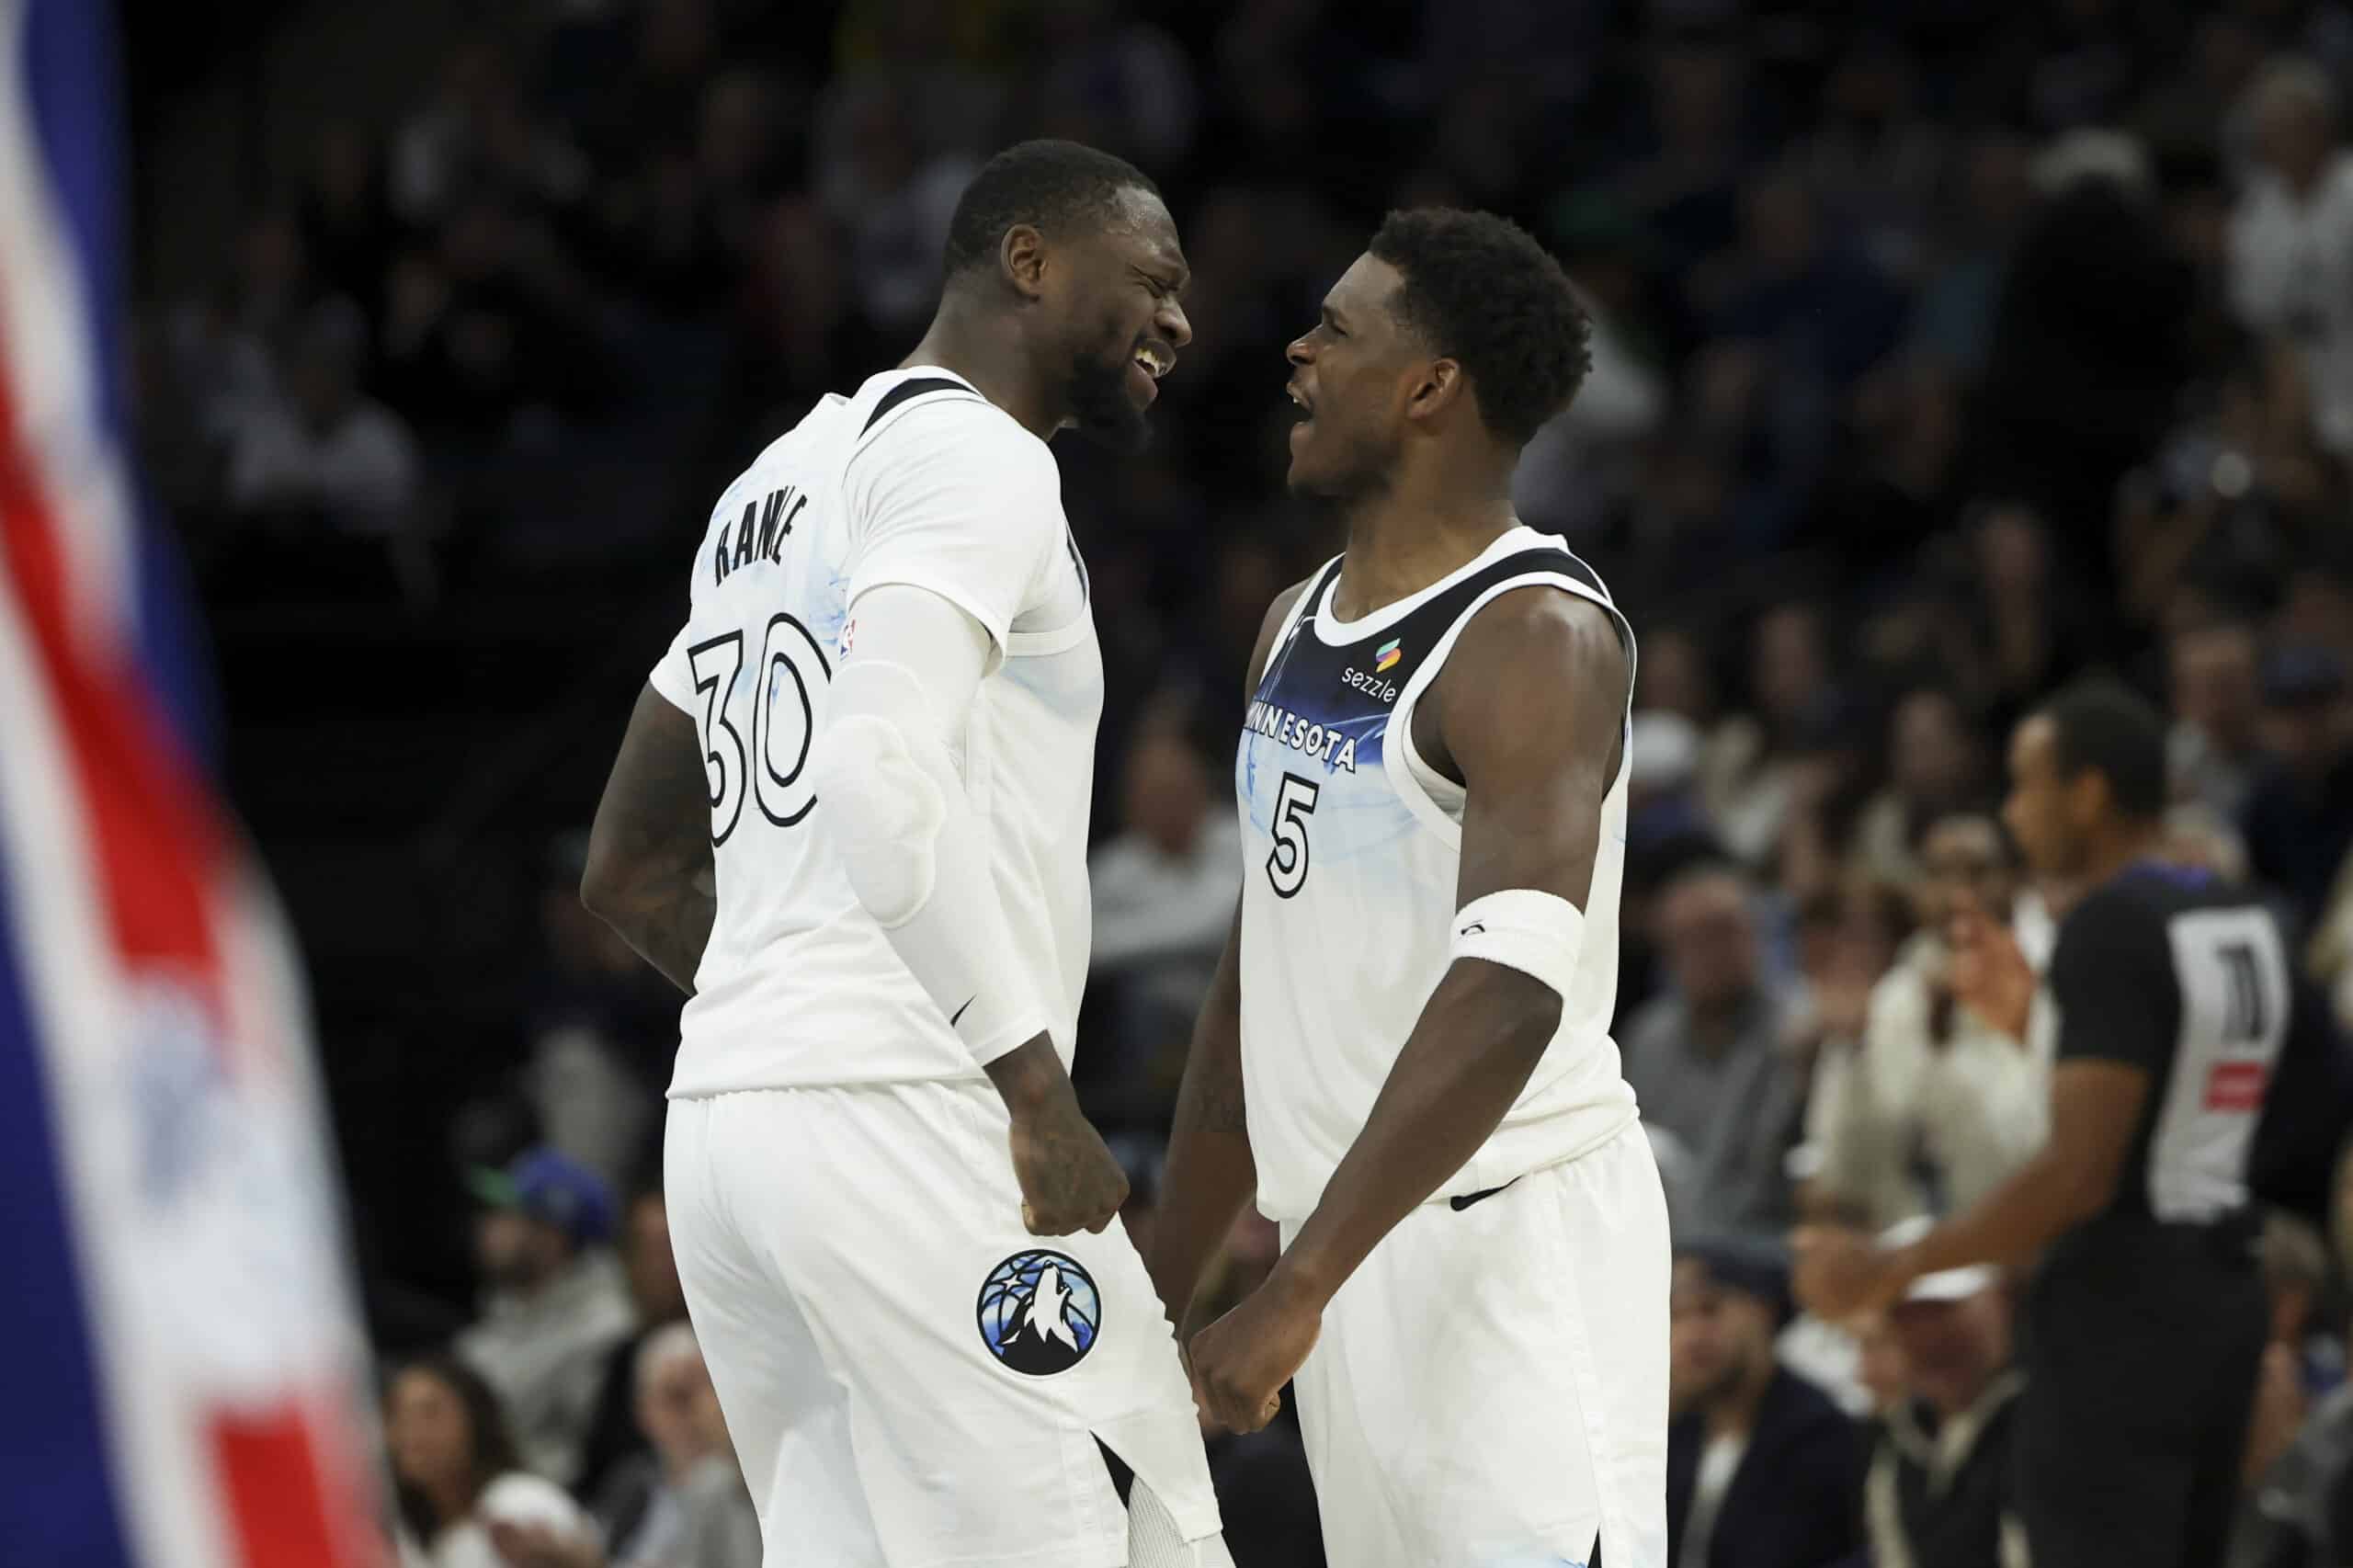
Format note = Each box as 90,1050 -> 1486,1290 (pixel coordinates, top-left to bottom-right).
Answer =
1367,208 -> 1592,446
944,140 -> 1160,278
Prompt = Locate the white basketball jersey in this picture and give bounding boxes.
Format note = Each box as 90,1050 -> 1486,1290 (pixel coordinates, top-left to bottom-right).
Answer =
647,368 -> 1103,1096
1235,527 -> 1641,1221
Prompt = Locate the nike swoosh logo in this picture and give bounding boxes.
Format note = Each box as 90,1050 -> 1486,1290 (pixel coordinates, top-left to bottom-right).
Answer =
1461,923 -> 1485,937
950,996 -> 976,1028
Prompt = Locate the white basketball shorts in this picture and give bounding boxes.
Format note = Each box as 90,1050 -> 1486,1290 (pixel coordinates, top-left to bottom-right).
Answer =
665,1081 -> 1221,1568
1281,1119 -> 1671,1568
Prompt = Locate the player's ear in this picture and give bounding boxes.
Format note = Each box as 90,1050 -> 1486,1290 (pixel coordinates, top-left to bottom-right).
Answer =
1000,224 -> 1049,302
1407,358 -> 1467,423
2070,769 -> 2111,829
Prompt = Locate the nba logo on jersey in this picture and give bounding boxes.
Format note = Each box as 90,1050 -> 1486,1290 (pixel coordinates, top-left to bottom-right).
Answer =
977,1251 -> 1102,1375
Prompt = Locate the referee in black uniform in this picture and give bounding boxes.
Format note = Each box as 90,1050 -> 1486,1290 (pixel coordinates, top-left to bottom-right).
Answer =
1796,680 -> 2305,1567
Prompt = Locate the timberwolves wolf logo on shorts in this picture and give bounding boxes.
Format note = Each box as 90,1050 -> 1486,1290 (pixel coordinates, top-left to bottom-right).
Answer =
977,1250 -> 1101,1375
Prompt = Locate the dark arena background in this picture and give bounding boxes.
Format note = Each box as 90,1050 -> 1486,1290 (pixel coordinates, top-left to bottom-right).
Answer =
42,0 -> 2353,1561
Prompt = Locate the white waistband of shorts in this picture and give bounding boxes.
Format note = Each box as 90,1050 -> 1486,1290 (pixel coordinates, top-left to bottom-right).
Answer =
1427,1100 -> 1642,1208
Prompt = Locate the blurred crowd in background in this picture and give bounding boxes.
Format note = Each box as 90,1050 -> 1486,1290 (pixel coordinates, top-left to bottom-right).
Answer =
129,0 -> 2353,1562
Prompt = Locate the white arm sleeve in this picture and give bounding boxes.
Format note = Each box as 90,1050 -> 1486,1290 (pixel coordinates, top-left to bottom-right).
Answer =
813,583 -> 1053,1066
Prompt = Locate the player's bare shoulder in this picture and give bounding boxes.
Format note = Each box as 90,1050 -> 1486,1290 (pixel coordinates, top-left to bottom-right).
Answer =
1243,575 -> 1318,698
1422,585 -> 1630,785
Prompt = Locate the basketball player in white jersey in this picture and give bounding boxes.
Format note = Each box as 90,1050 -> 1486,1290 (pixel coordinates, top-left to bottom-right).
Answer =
580,141 -> 1233,1568
1148,209 -> 1671,1568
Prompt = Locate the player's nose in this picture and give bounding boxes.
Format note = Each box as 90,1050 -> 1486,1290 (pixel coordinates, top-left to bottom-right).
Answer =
1286,332 -> 1313,367
1156,298 -> 1192,350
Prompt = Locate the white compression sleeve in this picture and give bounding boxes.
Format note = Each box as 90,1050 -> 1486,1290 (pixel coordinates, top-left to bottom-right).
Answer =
813,585 -> 1052,1066
1126,1479 -> 1236,1568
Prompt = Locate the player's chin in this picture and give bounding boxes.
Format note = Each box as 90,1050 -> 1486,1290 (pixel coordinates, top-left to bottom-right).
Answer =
1284,449 -> 1333,498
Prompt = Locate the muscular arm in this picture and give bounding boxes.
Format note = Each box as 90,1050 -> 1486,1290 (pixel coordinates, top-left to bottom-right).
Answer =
582,684 -> 716,994
1148,899 -> 1252,1322
1273,588 -> 1630,1306
1146,582 -> 1307,1322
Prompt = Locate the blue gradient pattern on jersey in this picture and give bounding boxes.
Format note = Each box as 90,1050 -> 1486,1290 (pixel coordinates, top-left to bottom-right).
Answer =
1238,588 -> 1422,869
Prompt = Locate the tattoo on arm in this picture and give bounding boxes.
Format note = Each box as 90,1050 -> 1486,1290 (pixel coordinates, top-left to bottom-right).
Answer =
586,687 -> 716,994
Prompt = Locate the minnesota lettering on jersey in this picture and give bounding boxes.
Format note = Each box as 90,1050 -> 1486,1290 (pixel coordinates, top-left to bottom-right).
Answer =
713,485 -> 811,586
1245,699 -> 1359,772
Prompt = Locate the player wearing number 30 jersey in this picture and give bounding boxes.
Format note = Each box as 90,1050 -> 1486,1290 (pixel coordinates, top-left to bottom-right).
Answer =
583,142 -> 1231,1568
1150,210 -> 1670,1568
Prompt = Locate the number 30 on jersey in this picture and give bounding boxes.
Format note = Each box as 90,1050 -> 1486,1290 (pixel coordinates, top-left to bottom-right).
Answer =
688,613 -> 832,842
1267,772 -> 1319,898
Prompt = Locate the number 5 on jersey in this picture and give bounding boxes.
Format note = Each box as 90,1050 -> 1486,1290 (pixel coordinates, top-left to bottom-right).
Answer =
1267,772 -> 1319,898
688,614 -> 833,843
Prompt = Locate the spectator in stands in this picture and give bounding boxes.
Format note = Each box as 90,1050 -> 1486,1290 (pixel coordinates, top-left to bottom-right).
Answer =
458,1147 -> 636,1487
1909,131 -> 2034,375
1954,503 -> 2094,740
1667,1236 -> 1865,1568
223,300 -> 420,539
1626,710 -> 1715,857
1086,723 -> 1242,1112
2174,619 -> 2272,822
1026,0 -> 1199,169
1637,626 -> 1751,829
575,1186 -> 691,1506
1860,1223 -> 2027,1568
2227,58 -> 2353,458
1849,687 -> 1986,886
1802,812 -> 2051,1230
2243,645 -> 2353,935
529,832 -> 676,1198
388,1355 -> 599,1568
1975,129 -> 2195,585
2235,1168 -> 2353,1567
1516,195 -> 1668,540
1709,602 -> 1836,869
588,1324 -> 759,1568
2262,1212 -> 2347,1409
813,77 -> 979,335
1624,862 -> 1809,1239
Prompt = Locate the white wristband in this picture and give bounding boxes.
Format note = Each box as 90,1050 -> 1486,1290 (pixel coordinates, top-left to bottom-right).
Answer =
1451,889 -> 1586,1000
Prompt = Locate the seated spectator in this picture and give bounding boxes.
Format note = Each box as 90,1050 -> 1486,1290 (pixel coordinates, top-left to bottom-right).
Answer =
1860,1226 -> 2027,1568
1668,1237 -> 1865,1568
1626,710 -> 1717,856
458,1147 -> 637,1487
2226,57 -> 2353,458
592,1324 -> 760,1568
388,1355 -> 599,1568
1847,687 -> 1986,886
1086,724 -> 1242,1111
2172,619 -> 2270,822
224,301 -> 420,537
1802,812 -> 2052,1230
1706,602 -> 1836,869
2233,1165 -> 2353,1567
575,1186 -> 692,1505
1624,864 -> 1809,1238
2263,1212 -> 2345,1405
2242,645 -> 2353,936
529,831 -> 676,1199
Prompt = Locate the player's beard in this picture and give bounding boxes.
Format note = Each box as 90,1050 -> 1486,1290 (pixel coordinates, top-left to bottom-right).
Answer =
1064,328 -> 1154,455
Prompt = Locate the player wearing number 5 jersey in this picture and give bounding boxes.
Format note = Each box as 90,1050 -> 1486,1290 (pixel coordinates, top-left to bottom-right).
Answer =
1149,210 -> 1670,1568
582,142 -> 1232,1568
